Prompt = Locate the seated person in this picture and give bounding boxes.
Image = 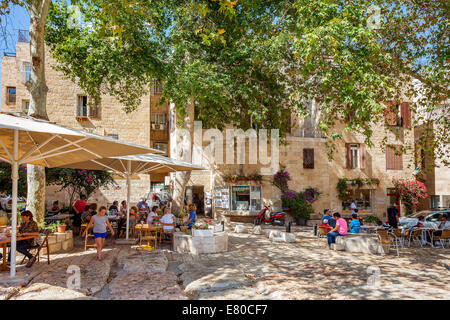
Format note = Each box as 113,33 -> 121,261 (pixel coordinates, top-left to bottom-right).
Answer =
431,214 -> 450,244
322,209 -> 332,223
375,220 -> 385,230
416,216 -> 425,228
326,212 -> 347,248
8,211 -> 39,268
108,201 -> 119,215
147,206 -> 159,224
160,207 -> 176,239
48,200 -> 61,215
187,204 -> 197,229
81,205 -> 93,223
319,219 -> 332,230
89,203 -> 98,216
349,213 -> 361,233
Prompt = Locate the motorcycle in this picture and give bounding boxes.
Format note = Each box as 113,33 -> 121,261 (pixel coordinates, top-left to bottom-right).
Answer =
254,205 -> 287,226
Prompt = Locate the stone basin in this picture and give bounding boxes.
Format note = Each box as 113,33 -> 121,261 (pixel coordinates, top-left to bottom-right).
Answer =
173,231 -> 228,254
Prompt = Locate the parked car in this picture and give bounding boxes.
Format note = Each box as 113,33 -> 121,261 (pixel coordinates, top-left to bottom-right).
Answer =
0,195 -> 27,211
399,209 -> 450,228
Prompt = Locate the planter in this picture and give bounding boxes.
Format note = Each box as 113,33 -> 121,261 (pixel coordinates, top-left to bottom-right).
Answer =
0,216 -> 7,226
296,218 -> 306,226
57,225 -> 67,233
179,226 -> 188,232
192,229 -> 214,237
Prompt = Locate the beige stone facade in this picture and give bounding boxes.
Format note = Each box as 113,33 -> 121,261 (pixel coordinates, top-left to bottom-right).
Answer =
1,41 -> 152,209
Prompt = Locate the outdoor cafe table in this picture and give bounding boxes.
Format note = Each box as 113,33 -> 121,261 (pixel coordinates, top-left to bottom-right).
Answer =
398,226 -> 436,247
135,224 -> 163,244
0,234 -> 38,271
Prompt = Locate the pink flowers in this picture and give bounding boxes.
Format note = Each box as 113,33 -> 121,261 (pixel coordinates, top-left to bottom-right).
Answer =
393,178 -> 428,214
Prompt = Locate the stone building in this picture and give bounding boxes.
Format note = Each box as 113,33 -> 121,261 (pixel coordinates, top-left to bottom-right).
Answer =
2,36 -> 425,221
1,39 -> 153,209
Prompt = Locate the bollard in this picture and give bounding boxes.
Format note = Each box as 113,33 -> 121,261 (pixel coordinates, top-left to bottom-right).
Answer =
313,224 -> 318,236
221,220 -> 225,232
286,221 -> 291,233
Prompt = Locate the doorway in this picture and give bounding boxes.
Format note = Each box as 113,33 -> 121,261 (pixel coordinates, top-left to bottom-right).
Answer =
387,188 -> 401,216
185,186 -> 205,215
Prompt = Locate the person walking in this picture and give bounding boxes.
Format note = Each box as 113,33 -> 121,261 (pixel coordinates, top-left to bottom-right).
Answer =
387,203 -> 400,229
73,194 -> 87,230
83,206 -> 114,261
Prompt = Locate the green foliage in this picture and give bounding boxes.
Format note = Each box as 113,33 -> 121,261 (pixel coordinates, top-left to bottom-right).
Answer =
0,163 -> 28,197
44,0 -> 449,164
337,179 -> 349,201
46,168 -> 116,205
282,192 -> 313,220
362,215 -> 380,224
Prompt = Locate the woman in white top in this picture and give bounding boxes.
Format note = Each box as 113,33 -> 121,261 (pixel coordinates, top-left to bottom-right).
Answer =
160,207 -> 176,232
147,206 -> 159,224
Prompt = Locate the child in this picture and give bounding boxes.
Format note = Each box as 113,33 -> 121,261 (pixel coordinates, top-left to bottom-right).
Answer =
187,204 -> 197,229
349,213 -> 361,233
83,206 -> 114,261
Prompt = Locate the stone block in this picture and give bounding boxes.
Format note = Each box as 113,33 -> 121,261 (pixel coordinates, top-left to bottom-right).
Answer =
64,230 -> 73,240
331,243 -> 345,251
54,232 -> 66,243
47,235 -> 57,245
62,238 -> 73,251
251,225 -> 262,235
269,231 -> 296,243
335,233 -> 382,254
234,225 -> 246,233
47,242 -> 62,254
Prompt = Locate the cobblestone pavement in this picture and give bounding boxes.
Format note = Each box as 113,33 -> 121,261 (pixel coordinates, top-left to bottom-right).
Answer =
0,224 -> 448,300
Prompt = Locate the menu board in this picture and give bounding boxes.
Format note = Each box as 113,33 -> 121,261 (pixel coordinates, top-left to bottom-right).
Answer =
214,187 -> 229,209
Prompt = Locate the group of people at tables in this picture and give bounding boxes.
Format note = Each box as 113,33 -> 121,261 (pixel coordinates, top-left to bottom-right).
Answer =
319,204 -> 450,249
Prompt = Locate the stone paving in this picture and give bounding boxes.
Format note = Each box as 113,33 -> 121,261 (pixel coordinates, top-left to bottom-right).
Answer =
0,223 -> 448,300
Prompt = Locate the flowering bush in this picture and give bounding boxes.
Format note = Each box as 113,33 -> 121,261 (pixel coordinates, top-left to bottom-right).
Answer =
193,219 -> 212,230
282,191 -> 314,220
272,167 -> 291,193
393,178 -> 428,215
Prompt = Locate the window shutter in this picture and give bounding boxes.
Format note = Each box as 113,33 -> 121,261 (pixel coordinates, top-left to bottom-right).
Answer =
89,105 -> 98,118
396,145 -> 403,170
345,143 -> 351,169
384,102 -> 397,126
360,144 -> 366,169
401,102 -> 411,128
303,148 -> 314,169
386,146 -> 392,170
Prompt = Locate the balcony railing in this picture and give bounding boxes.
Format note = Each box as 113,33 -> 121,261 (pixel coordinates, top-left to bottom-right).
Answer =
7,93 -> 16,104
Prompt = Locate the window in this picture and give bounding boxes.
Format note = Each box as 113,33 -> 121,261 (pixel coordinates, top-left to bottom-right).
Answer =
250,186 -> 262,211
385,102 -> 411,127
77,95 -> 88,117
22,100 -> 29,114
386,145 -> 403,170
151,79 -> 163,94
6,87 -> 16,104
303,148 -> 314,169
151,113 -> 167,124
107,134 -> 119,140
77,95 -> 99,118
342,189 -> 373,212
346,143 -> 366,169
230,185 -> 261,211
22,62 -> 31,82
154,142 -> 168,154
431,196 -> 440,209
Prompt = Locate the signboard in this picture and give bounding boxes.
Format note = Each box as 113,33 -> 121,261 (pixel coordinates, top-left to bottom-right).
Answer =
214,187 -> 229,209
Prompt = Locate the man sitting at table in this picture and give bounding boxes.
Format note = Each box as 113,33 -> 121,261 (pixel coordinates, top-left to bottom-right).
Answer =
8,211 -> 40,268
160,207 -> 176,240
81,205 -> 94,223
48,200 -> 61,215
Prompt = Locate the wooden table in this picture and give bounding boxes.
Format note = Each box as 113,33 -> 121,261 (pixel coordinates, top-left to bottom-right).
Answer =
0,235 -> 38,271
135,224 -> 163,244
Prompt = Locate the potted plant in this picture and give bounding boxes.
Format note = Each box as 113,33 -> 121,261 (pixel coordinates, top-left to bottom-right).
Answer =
362,215 -> 380,226
282,191 -> 314,226
192,219 -> 213,237
56,221 -> 67,233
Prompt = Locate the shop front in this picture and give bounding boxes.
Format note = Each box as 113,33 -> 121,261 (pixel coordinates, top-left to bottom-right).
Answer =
213,185 -> 263,221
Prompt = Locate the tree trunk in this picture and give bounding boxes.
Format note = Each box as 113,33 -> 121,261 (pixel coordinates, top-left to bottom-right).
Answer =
26,0 -> 51,224
171,102 -> 195,214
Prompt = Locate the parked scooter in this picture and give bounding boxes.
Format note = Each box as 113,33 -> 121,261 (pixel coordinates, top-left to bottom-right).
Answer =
254,205 -> 287,226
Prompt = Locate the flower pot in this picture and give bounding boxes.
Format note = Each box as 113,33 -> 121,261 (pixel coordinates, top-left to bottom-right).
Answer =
0,216 -> 7,226
193,229 -> 214,237
57,225 -> 66,233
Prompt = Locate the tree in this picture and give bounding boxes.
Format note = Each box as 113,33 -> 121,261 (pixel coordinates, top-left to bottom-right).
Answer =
44,0 -> 449,208
46,168 -> 116,210
0,163 -> 27,198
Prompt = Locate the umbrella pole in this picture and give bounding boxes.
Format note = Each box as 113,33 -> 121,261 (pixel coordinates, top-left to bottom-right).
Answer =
10,129 -> 19,278
125,160 -> 131,240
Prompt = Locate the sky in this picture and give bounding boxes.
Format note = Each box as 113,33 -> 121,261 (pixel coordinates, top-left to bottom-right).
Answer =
0,4 -> 30,107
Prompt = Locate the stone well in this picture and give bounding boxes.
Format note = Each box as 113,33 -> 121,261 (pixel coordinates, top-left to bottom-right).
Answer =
173,231 -> 228,254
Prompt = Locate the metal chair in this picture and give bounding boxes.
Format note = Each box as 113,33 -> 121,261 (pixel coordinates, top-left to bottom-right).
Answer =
433,229 -> 450,249
376,229 -> 400,257
317,226 -> 330,245
20,228 -> 51,265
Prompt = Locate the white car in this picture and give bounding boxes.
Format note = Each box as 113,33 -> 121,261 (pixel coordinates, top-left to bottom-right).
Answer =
0,195 -> 27,212
399,210 -> 450,229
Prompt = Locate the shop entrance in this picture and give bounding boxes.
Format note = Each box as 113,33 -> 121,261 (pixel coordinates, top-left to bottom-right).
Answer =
186,186 -> 205,215
387,188 -> 401,216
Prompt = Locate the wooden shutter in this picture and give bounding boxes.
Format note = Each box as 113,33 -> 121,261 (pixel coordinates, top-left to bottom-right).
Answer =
384,102 -> 397,126
386,146 -> 393,170
395,145 -> 403,170
401,102 -> 411,128
386,145 -> 403,170
303,148 -> 314,169
360,144 -> 366,169
89,105 -> 98,118
345,143 -> 351,169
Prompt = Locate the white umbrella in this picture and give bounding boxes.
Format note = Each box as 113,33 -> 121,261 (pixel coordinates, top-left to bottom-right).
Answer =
0,114 -> 159,278
57,153 -> 206,239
